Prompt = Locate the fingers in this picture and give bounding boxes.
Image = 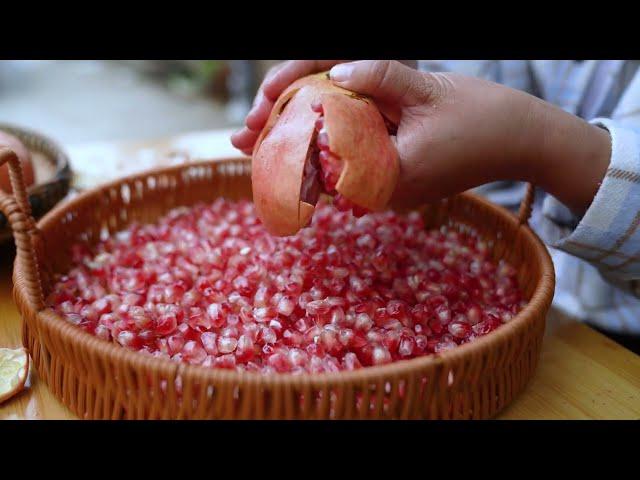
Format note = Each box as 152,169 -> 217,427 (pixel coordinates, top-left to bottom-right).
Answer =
329,60 -> 440,107
247,60 -> 344,130
244,89 -> 274,131
230,127 -> 260,156
262,60 -> 346,100
232,60 -> 347,154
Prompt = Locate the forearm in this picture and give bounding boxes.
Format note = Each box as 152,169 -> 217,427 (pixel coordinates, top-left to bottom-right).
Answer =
516,94 -> 612,215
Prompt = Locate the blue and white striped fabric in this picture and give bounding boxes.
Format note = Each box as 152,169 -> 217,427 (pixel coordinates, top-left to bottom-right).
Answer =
417,60 -> 640,335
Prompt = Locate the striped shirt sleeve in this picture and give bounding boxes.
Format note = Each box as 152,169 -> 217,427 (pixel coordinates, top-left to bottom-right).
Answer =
539,119 -> 640,287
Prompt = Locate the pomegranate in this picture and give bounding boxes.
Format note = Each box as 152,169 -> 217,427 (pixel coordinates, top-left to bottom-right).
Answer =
47,199 -> 526,375
0,131 -> 35,193
252,73 -> 399,236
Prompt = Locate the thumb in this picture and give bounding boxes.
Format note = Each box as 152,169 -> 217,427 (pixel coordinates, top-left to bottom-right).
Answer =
329,60 -> 437,107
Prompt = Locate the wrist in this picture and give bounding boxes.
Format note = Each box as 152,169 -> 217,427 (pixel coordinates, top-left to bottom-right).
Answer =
515,94 -> 611,214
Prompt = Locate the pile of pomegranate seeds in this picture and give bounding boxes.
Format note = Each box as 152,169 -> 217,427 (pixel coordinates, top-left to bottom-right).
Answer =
47,199 -> 526,375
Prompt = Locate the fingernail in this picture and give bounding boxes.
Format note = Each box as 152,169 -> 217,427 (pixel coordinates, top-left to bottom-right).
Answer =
330,64 -> 354,83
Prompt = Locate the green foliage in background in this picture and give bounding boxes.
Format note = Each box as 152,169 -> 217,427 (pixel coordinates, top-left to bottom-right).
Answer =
166,60 -> 225,97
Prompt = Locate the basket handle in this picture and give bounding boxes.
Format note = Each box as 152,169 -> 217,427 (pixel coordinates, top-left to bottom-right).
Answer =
517,182 -> 535,226
0,146 -> 45,310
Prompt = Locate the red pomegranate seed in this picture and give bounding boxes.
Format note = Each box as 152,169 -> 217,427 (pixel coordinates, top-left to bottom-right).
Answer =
448,322 -> 471,339
268,352 -> 291,373
316,130 -> 330,151
182,340 -> 207,364
217,336 -> 238,354
372,346 -> 392,365
235,334 -> 255,362
49,199 -> 525,374
276,295 -> 296,316
198,332 -> 216,354
342,352 -> 362,370
398,336 -> 416,357
155,312 -> 178,336
311,101 -> 323,113
214,354 -> 236,369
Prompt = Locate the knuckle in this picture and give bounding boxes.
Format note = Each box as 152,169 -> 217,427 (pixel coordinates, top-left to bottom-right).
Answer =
370,60 -> 394,92
419,72 -> 453,104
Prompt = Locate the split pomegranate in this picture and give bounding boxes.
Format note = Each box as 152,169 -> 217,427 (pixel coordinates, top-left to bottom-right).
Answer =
252,73 -> 399,236
47,199 -> 526,375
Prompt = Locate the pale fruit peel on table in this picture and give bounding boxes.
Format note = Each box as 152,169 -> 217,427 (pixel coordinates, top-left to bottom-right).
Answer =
0,347 -> 29,404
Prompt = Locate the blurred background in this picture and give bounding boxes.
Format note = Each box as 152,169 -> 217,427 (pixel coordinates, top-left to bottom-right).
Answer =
0,60 -> 279,144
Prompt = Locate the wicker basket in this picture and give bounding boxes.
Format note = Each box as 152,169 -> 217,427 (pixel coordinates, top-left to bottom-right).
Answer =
1,149 -> 555,419
0,123 -> 72,244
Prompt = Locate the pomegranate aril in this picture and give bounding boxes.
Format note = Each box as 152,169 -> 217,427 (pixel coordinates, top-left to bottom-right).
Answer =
214,354 -> 236,369
311,101 -> 323,113
116,330 -> 140,349
95,324 -> 111,341
217,336 -> 238,354
268,319 -> 283,333
306,300 -> 330,315
372,346 -> 392,365
168,334 -> 186,355
355,313 -> 374,332
182,340 -> 207,364
155,312 -> 178,336
268,352 -> 292,373
236,335 -> 255,362
221,326 -> 239,339
434,340 -> 457,353
342,352 -> 362,370
288,348 -> 308,367
283,329 -> 303,347
317,130 -> 330,151
276,295 -> 296,316
448,322 -> 471,339
435,304 -> 452,324
50,198 -> 525,374
253,306 -> 275,323
398,336 -> 415,357
259,327 -> 277,345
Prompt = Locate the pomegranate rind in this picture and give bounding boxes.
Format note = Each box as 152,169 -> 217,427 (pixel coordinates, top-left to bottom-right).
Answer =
0,347 -> 29,404
252,84 -> 320,236
323,93 -> 399,211
252,73 -> 399,236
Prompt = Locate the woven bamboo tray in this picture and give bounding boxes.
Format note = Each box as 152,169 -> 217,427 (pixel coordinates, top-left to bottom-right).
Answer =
1,149 -> 555,419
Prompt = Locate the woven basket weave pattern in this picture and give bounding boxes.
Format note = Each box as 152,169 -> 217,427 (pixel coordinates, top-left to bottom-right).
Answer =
3,154 -> 555,419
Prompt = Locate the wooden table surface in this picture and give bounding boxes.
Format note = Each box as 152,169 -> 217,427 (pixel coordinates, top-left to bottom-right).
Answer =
1,129 -> 639,420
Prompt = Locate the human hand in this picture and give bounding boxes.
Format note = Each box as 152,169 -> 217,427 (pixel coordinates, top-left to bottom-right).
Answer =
231,61 -> 347,156
326,60 -> 611,214
230,60 -> 417,156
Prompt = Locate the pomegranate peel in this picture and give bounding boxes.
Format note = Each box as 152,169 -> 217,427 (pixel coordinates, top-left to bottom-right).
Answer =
0,347 -> 29,404
252,73 -> 399,236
